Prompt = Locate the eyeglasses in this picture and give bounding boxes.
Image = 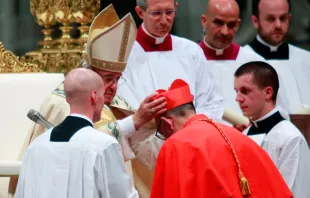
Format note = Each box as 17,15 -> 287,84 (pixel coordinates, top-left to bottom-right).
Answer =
155,119 -> 167,140
103,76 -> 126,85
97,73 -> 126,86
146,9 -> 177,18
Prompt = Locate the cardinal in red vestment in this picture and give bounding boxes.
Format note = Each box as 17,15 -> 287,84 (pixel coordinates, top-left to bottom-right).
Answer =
150,79 -> 292,198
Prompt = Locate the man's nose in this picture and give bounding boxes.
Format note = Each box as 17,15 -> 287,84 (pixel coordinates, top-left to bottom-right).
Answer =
110,80 -> 118,89
274,19 -> 282,29
235,93 -> 244,102
159,14 -> 169,25
220,25 -> 229,36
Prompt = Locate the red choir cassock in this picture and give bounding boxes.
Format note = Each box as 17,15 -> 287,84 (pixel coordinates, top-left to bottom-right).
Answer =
150,79 -> 293,198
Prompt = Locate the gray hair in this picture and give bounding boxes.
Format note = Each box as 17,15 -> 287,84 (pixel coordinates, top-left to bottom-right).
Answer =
136,0 -> 177,10
136,0 -> 148,10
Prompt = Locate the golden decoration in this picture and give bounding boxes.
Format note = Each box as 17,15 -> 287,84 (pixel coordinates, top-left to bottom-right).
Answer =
119,18 -> 132,62
52,0 -> 74,48
19,0 -> 101,73
90,58 -> 127,72
2,1 -> 102,73
0,42 -> 42,73
30,0 -> 57,49
22,48 -> 85,73
68,0 -> 100,47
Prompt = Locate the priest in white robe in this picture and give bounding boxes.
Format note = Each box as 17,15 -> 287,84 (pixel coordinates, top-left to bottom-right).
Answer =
15,68 -> 138,198
244,0 -> 310,114
234,61 -> 310,198
199,0 -> 290,125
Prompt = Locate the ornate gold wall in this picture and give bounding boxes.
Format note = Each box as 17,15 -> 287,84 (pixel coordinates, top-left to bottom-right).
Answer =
0,0 -> 100,73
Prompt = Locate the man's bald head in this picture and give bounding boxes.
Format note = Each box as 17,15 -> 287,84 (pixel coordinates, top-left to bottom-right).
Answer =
64,68 -> 104,105
201,0 -> 240,49
205,0 -> 240,18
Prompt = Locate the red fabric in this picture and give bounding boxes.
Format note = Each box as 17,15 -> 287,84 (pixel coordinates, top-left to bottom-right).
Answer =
136,26 -> 172,52
151,114 -> 293,198
199,41 -> 240,60
153,79 -> 193,111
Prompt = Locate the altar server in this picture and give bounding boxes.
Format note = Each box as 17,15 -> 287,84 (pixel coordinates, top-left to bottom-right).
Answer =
234,61 -> 310,198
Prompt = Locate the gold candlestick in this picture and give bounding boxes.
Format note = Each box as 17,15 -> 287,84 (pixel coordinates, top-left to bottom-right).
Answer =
30,0 -> 56,49
53,0 -> 74,49
69,0 -> 100,48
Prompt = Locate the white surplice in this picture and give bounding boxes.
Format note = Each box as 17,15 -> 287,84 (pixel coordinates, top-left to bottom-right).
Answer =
116,25 -> 224,169
244,35 -> 310,113
244,108 -> 310,198
15,117 -> 138,198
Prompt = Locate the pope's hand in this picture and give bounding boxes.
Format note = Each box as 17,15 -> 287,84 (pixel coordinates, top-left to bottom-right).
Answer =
133,92 -> 167,130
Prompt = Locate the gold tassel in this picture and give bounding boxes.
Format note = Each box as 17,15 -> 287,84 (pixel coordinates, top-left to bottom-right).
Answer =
208,119 -> 251,196
240,176 -> 251,196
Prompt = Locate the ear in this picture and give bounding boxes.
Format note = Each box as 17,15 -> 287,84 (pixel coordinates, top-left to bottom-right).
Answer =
175,2 -> 179,10
135,6 -> 144,20
91,90 -> 98,105
201,14 -> 207,30
236,18 -> 241,31
251,15 -> 259,29
288,13 -> 292,23
264,86 -> 273,101
161,117 -> 172,125
161,116 -> 175,132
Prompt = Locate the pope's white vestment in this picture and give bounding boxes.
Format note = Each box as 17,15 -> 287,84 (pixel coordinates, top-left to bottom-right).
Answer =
15,115 -> 138,198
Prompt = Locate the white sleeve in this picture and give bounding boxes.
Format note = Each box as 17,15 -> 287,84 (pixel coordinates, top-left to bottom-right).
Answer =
117,115 -> 135,139
128,121 -> 164,170
194,47 -> 224,121
278,136 -> 310,197
117,116 -> 136,161
94,143 -> 138,198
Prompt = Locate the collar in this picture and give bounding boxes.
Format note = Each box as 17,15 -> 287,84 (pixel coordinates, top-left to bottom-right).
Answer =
69,114 -> 93,126
251,108 -> 278,127
183,114 -> 208,128
142,23 -> 167,44
256,35 -> 282,52
136,24 -> 173,52
248,108 -> 284,136
199,38 -> 240,60
249,36 -> 289,60
204,38 -> 224,55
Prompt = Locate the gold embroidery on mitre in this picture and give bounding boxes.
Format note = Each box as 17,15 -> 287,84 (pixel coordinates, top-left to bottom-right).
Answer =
91,58 -> 126,72
118,15 -> 131,62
